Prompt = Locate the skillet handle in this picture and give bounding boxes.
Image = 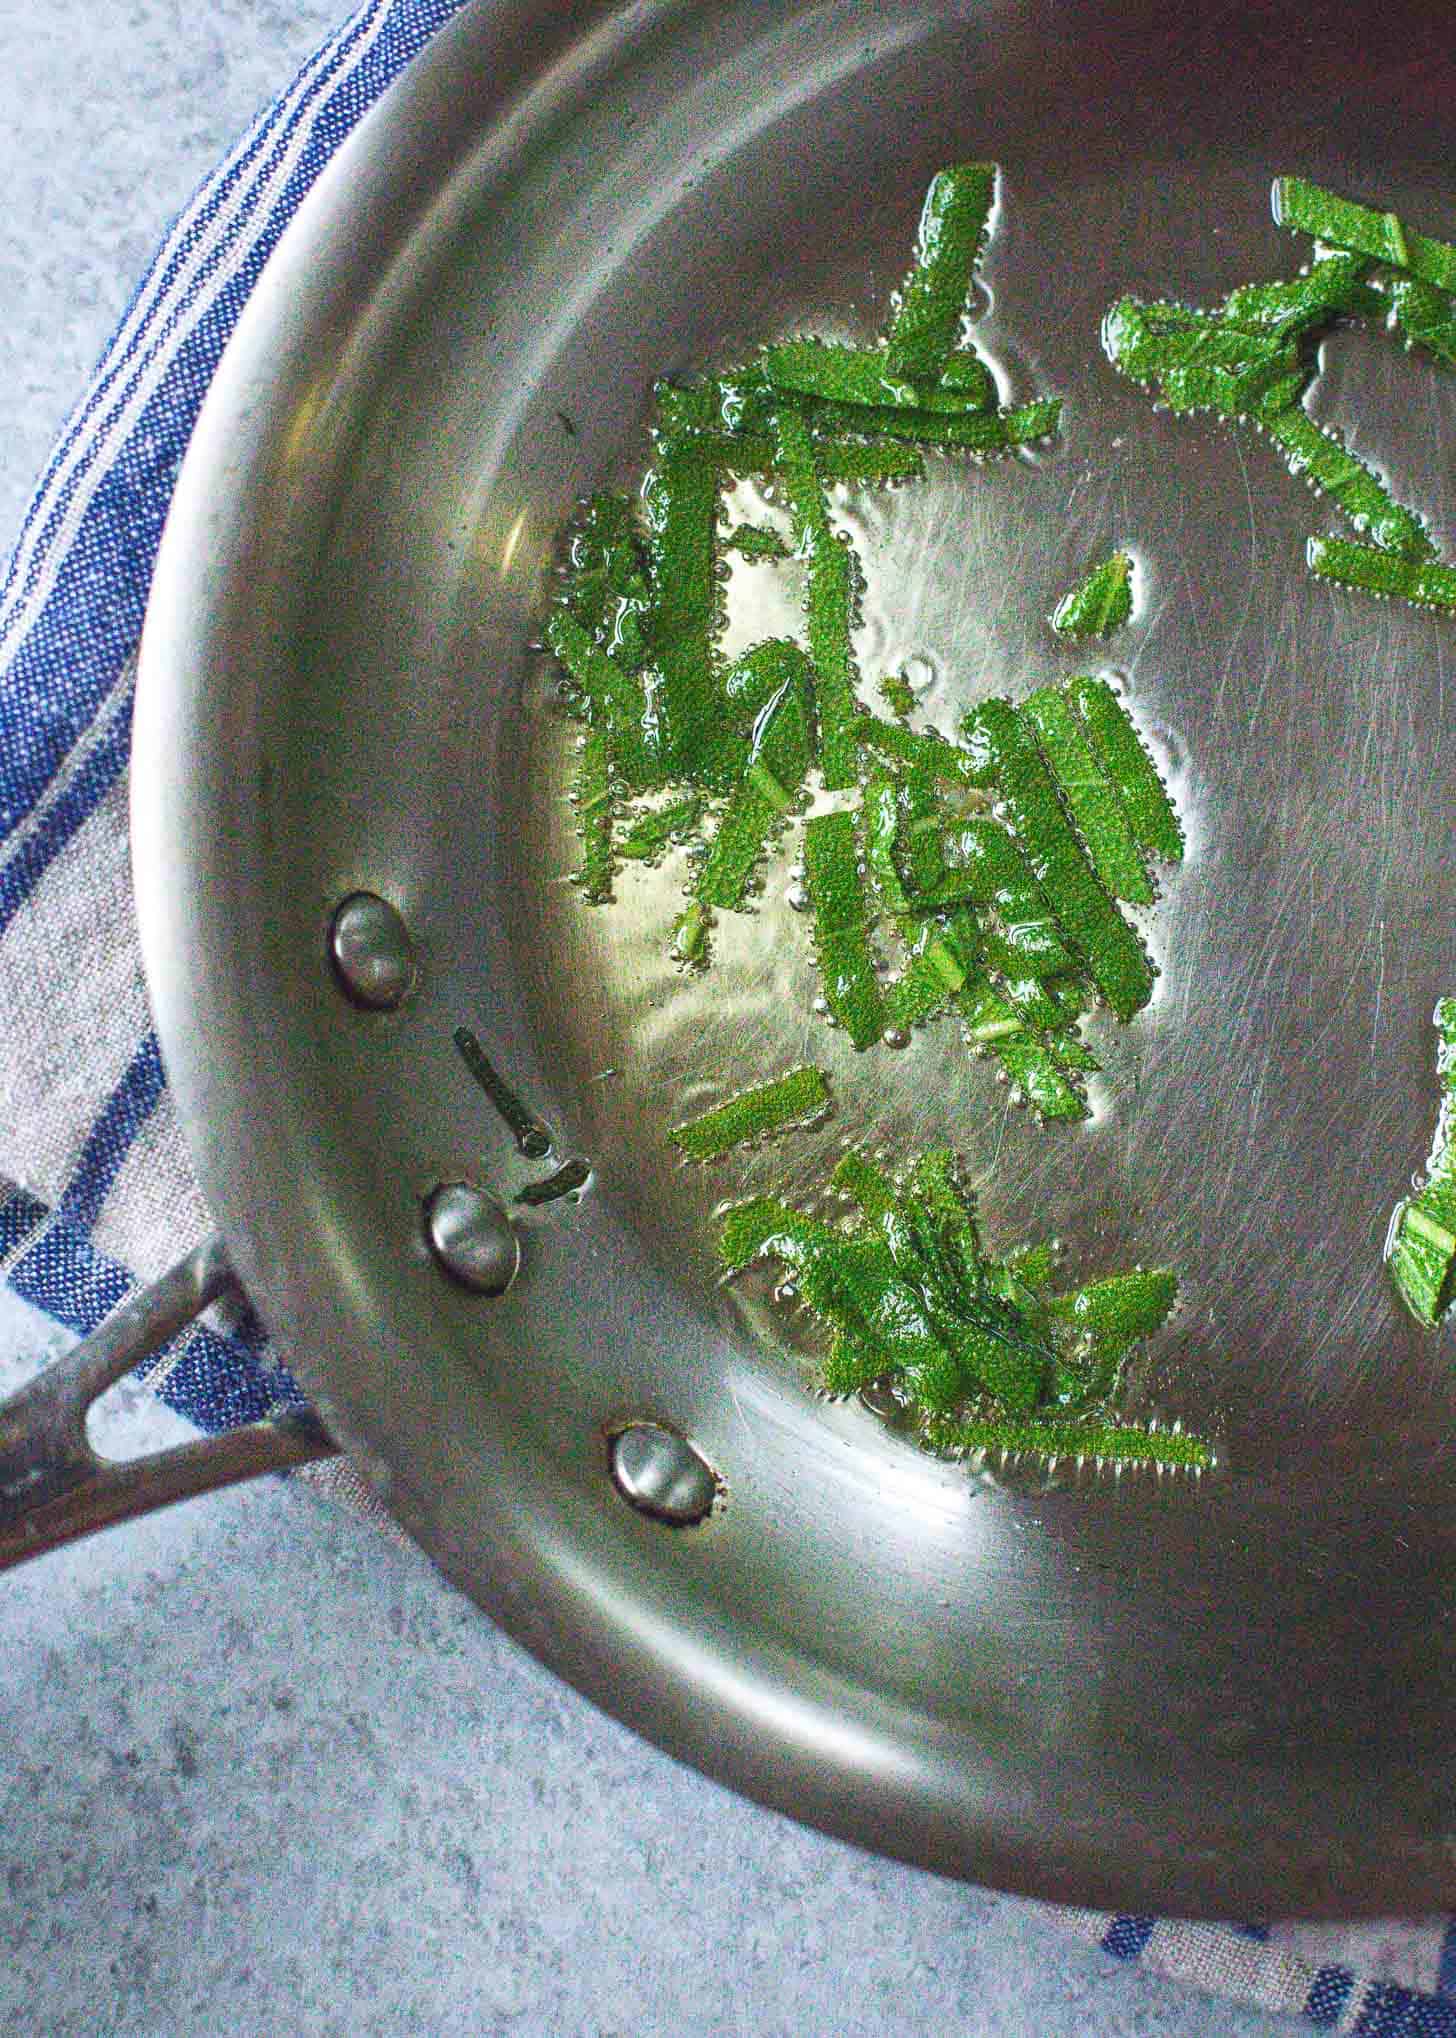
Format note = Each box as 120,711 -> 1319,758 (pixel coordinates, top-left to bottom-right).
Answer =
0,1236 -> 336,1570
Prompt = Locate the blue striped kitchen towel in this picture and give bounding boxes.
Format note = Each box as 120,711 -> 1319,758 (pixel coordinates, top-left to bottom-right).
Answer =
1,2 -> 1454,2026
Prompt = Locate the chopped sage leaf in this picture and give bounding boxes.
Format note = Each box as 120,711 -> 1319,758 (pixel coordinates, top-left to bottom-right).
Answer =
616,793 -> 706,862
570,726 -> 615,902
1066,677 -> 1184,865
803,811 -> 884,1049
1021,686 -> 1153,904
961,698 -> 1154,1021
924,1410 -> 1212,1470
1049,551 -> 1134,642
545,166 -> 1179,1114
671,1066 -> 831,1160
725,522 -> 791,560
1107,179 -> 1456,611
721,1147 -> 1203,1469
1274,177 -> 1456,292
1307,537 -> 1456,612
770,407 -> 863,791
885,163 -> 998,383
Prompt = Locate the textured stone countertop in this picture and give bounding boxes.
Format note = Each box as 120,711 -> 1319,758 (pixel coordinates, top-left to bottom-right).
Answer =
0,5 -> 1299,2031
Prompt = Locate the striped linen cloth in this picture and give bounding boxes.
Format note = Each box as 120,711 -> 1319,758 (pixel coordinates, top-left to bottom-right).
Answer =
2,3 -> 1454,2026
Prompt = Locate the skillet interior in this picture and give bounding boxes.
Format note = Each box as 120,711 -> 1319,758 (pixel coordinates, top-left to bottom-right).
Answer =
135,0 -> 1456,1913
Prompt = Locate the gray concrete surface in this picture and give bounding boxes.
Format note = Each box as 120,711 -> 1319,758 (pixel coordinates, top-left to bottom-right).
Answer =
0,4 -> 1301,2032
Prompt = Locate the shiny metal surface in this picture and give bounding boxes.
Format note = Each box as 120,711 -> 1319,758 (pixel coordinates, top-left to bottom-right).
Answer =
329,890 -> 418,1010
0,1241 -> 335,1566
132,0 -> 1456,1913
425,1182 -> 522,1295
609,1423 -> 719,1526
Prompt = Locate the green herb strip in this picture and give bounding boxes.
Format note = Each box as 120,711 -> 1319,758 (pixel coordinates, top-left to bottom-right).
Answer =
1221,253 -> 1381,338
721,1146 -> 1200,1467
1107,181 -> 1456,613
685,430 -> 925,484
1389,999 -> 1456,1326
831,1150 -> 897,1219
639,438 -> 722,773
570,726 -> 615,901
858,715 -> 987,787
884,939 -> 962,1030
1066,678 -> 1184,864
1383,277 -> 1456,367
953,973 -> 1020,1046
546,610 -> 667,788
1256,404 -> 1434,560
1021,687 -> 1153,903
1162,358 -> 1302,418
962,698 -> 1153,1021
945,911 -> 1091,1120
817,442 -> 927,482
802,811 -> 884,1049
912,814 -> 1030,908
1047,1028 -> 1100,1076
992,972 -> 1070,1033
862,772 -> 911,916
689,784 -> 782,917
688,366 -> 1058,454
771,408 -> 862,790
901,764 -> 952,899
762,339 -> 996,414
908,1149 -> 987,1279
725,522 -> 791,560
1046,1266 -> 1179,1338
1307,537 -> 1456,612
1274,176 -> 1456,292
974,841 -> 1079,981
671,1065 -> 831,1160
720,1196 -> 843,1271
800,396 -> 1061,453
982,1032 -> 1089,1122
885,162 -> 997,382
617,793 -> 706,862
691,648 -> 813,915
1104,297 -> 1288,372
879,672 -> 915,718
924,1410 -> 1212,1470
1049,551 -> 1134,642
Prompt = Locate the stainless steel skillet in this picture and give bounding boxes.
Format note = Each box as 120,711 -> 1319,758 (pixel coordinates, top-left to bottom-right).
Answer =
7,0 -> 1456,1919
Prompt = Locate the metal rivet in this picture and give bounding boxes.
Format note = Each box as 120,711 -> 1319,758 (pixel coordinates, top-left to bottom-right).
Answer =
329,892 -> 416,1010
424,1183 -> 520,1295
609,1424 -> 718,1526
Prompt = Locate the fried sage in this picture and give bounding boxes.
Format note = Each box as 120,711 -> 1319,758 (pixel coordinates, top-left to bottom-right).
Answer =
671,1066 -> 831,1161
721,1146 -> 1207,1470
1105,176 -> 1456,612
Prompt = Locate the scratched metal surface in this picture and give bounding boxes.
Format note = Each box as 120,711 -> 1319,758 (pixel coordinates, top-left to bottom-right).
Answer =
135,0 -> 1456,1914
